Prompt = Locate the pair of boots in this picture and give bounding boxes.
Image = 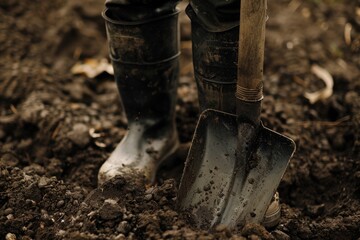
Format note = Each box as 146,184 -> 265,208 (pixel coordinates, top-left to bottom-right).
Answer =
98,6 -> 279,228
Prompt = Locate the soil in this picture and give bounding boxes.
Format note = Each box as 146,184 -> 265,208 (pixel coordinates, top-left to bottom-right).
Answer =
1,0 -> 360,239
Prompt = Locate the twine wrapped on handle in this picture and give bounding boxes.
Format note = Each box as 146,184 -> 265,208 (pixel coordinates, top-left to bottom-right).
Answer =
236,83 -> 264,102
236,0 -> 266,103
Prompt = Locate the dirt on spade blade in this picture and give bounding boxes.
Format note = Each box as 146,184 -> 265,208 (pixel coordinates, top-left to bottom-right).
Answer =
1,0 -> 360,239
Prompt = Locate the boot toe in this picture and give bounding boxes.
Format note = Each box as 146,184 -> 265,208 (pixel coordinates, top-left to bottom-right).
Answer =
98,161 -> 154,186
98,165 -> 140,185
98,164 -> 122,186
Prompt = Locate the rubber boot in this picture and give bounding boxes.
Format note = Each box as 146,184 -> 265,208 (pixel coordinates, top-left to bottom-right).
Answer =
98,8 -> 180,185
189,8 -> 280,229
190,14 -> 238,113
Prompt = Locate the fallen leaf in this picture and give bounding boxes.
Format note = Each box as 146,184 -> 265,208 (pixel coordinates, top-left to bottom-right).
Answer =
304,64 -> 334,104
344,23 -> 352,46
95,141 -> 107,148
71,58 -> 114,78
89,128 -> 102,138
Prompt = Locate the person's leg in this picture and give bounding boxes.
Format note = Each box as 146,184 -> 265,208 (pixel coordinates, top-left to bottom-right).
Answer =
186,1 -> 280,228
189,0 -> 240,33
104,0 -> 179,22
98,0 -> 180,185
187,5 -> 238,114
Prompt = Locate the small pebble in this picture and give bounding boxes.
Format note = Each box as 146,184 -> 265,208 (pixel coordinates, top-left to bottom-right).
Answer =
25,199 -> 36,206
80,202 -> 88,208
117,221 -> 130,234
5,233 -> 16,240
4,208 -> 13,215
57,230 -> 66,236
159,196 -> 168,205
38,177 -> 50,188
76,222 -> 83,228
56,200 -> 65,208
145,187 -> 154,195
67,123 -> 90,147
144,194 -> 152,201
98,199 -> 123,220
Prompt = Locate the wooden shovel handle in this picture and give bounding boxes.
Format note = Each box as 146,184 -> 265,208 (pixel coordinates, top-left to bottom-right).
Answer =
237,0 -> 267,102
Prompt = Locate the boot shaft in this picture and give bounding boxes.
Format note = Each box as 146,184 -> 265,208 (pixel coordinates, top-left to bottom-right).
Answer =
103,8 -> 180,65
112,60 -> 179,125
188,6 -> 238,114
103,9 -> 180,126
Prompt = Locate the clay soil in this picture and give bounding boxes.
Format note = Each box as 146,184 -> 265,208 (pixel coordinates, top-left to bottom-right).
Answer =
1,0 -> 360,239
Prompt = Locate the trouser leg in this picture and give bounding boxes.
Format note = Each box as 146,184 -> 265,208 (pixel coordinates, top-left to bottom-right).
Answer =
189,0 -> 240,32
105,0 -> 179,21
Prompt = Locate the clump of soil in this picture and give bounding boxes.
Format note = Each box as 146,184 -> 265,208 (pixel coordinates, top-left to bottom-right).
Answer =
1,0 -> 360,239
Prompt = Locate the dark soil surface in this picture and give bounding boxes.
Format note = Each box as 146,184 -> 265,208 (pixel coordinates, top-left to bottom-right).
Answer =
1,0 -> 360,239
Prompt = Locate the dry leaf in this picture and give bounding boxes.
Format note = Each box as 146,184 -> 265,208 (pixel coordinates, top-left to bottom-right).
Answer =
304,64 -> 334,104
71,58 -> 114,78
95,141 -> 107,148
344,23 -> 352,46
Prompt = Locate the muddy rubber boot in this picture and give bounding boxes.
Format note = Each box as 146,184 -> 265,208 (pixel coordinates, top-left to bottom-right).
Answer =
190,15 -> 238,113
189,7 -> 280,229
98,8 -> 180,185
